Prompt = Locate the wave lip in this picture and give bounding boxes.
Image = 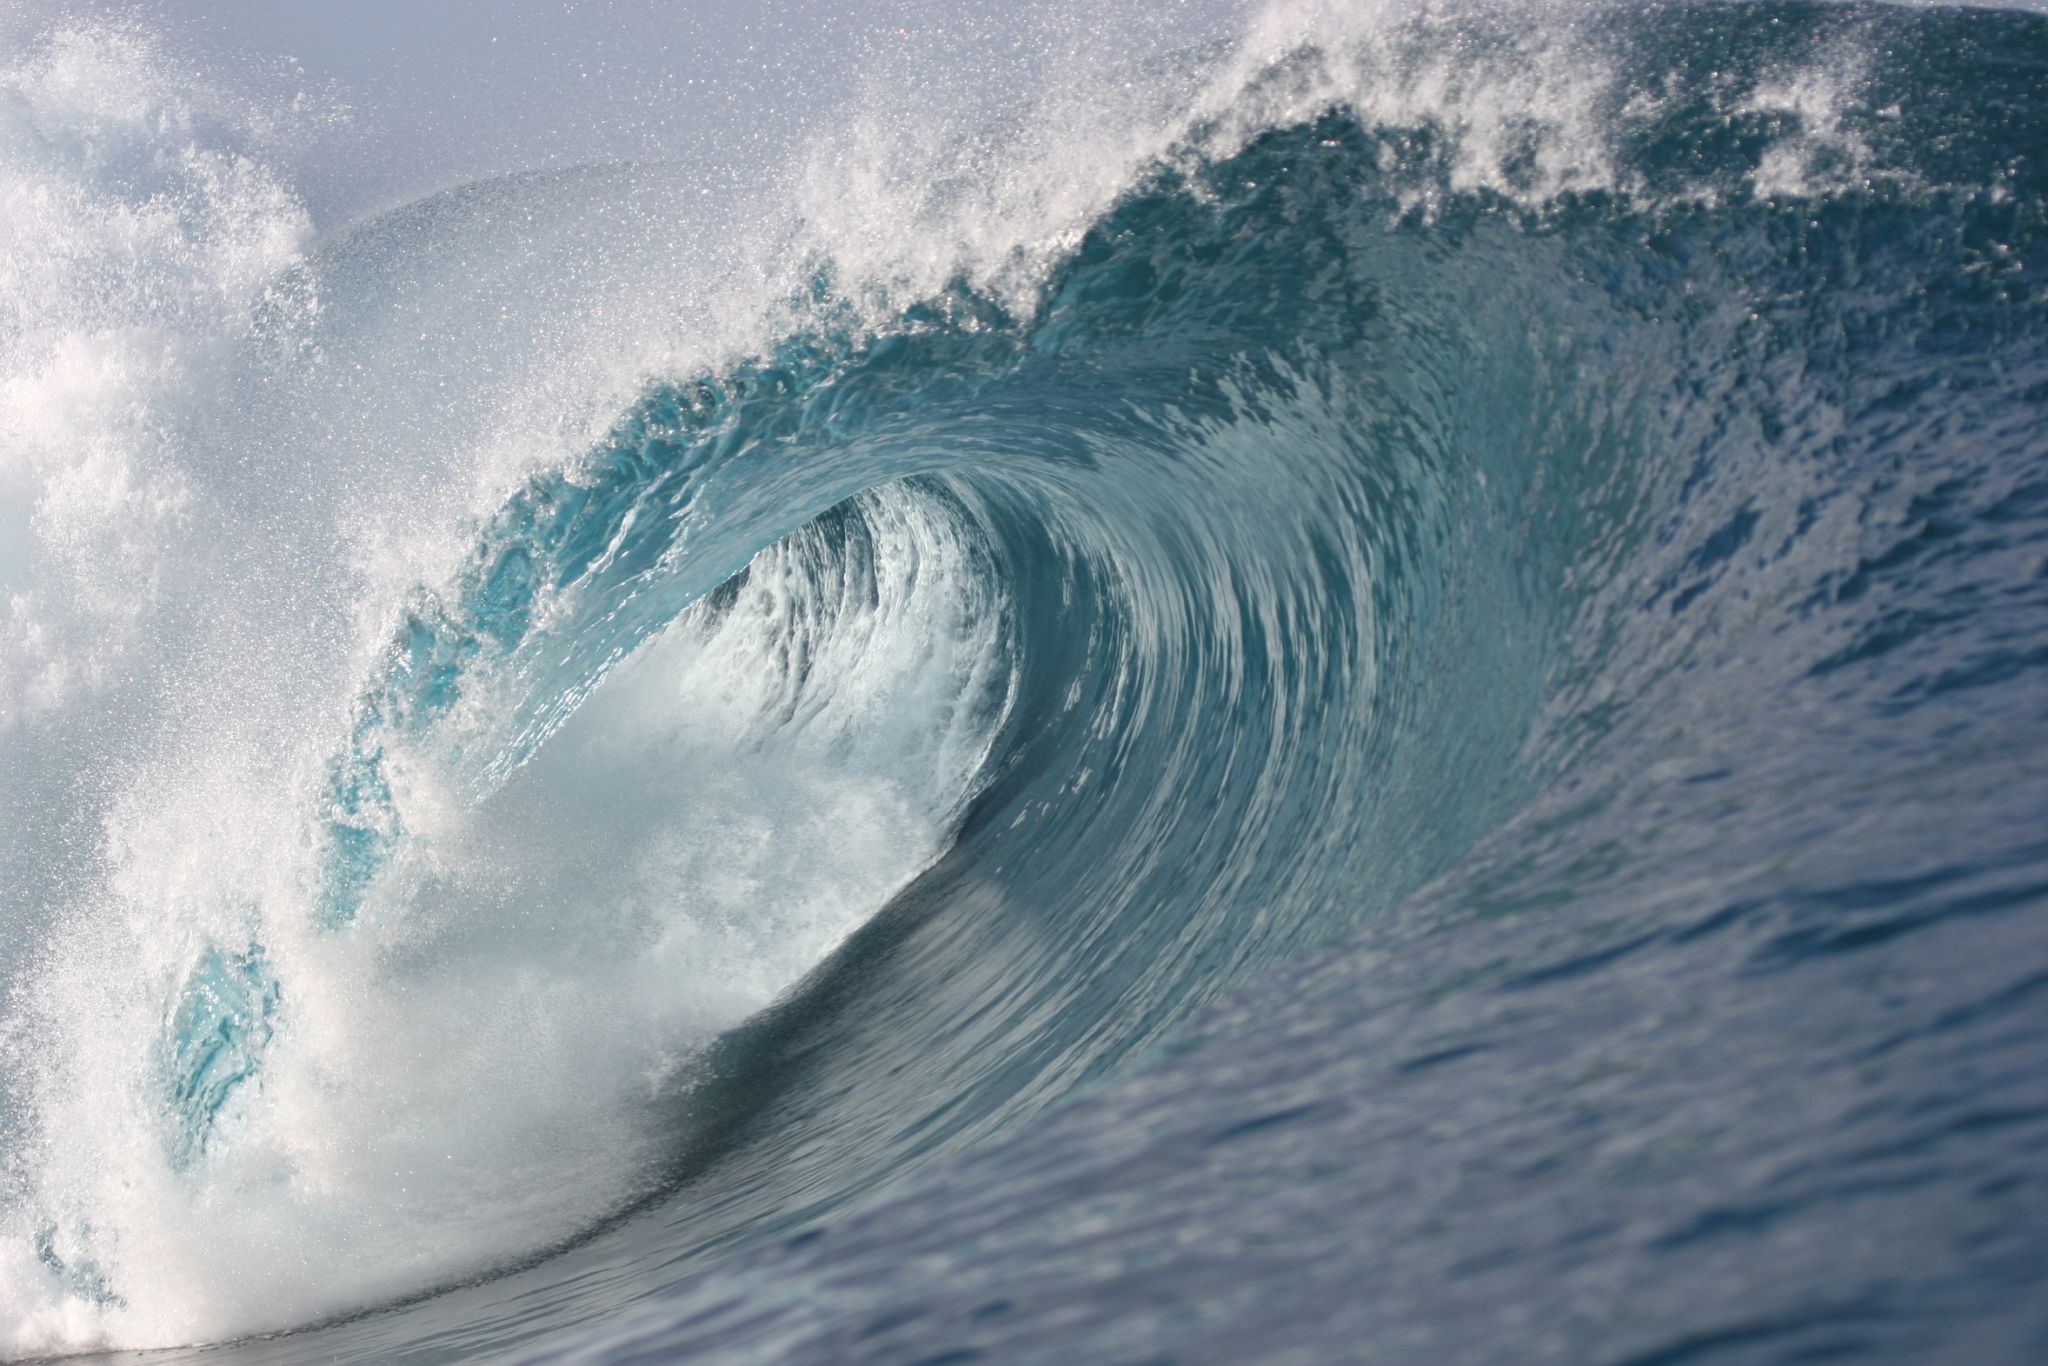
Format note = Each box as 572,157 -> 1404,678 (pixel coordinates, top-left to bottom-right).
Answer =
4,0 -> 2048,1358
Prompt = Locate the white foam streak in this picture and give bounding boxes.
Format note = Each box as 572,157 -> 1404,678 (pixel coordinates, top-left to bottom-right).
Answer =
3,483 -> 1011,1349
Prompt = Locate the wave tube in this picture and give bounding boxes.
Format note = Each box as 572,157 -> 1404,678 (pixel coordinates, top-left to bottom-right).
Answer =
3,1 -> 2047,1360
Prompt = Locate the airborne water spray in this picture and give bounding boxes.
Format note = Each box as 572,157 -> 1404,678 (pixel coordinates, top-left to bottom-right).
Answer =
4,0 -> 2048,1360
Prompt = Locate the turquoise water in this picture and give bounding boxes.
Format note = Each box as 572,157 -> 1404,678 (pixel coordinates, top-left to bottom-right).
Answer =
4,1 -> 2047,1360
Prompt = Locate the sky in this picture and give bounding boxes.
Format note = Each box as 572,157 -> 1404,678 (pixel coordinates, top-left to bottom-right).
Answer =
63,0 -> 1247,227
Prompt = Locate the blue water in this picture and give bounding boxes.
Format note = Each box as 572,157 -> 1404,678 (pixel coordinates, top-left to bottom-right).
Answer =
5,0 -> 2048,1360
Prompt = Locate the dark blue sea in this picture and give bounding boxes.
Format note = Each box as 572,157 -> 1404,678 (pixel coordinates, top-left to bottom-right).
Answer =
2,1 -> 2045,1361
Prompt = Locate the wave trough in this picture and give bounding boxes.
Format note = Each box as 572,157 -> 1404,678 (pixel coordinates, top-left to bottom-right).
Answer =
3,0 -> 2047,1361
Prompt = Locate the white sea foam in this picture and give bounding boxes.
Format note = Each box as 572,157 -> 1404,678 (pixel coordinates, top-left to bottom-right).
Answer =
0,23 -> 314,728
0,1 -> 1890,1351
2,478 -> 1012,1349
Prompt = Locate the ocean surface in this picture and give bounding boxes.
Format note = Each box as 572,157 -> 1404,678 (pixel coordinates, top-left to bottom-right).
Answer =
2,0 -> 2046,1361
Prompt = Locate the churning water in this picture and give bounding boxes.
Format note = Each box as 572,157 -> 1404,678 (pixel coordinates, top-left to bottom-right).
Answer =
3,1 -> 2046,1360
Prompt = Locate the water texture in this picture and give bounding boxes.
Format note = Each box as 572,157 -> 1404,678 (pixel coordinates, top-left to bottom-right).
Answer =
1,1 -> 2045,1361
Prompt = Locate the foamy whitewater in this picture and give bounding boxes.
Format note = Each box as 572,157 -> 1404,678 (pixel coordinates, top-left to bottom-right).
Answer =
2,0 -> 2046,1361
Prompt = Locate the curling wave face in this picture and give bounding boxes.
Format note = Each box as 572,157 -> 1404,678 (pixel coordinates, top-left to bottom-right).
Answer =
4,0 -> 2048,1359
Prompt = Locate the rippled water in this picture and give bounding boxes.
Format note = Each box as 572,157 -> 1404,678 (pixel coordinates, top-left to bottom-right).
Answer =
3,1 -> 2046,1361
